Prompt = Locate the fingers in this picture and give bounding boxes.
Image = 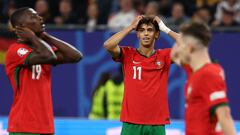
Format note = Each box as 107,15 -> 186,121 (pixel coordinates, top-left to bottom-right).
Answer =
153,16 -> 161,24
15,27 -> 24,35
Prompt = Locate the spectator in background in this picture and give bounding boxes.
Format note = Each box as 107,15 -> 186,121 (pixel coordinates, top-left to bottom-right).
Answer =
159,0 -> 172,17
144,1 -> 167,23
85,3 -> 99,32
195,0 -> 221,15
219,8 -> 239,26
167,2 -> 189,26
145,1 -> 159,16
1,0 -> 16,23
107,0 -> 138,30
89,72 -> 110,119
133,0 -> 145,15
196,0 -> 220,7
213,0 -> 240,26
192,7 -> 212,24
35,0 -> 53,24
89,69 -> 124,120
54,0 -> 77,25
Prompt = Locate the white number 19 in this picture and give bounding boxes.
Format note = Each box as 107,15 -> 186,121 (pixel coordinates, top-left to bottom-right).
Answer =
32,65 -> 42,80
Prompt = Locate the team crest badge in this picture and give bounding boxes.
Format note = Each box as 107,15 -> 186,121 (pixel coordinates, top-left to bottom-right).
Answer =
17,48 -> 29,57
156,61 -> 162,69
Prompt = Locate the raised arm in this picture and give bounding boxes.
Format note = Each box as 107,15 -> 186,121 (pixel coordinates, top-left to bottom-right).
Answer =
103,16 -> 142,58
215,106 -> 237,135
154,16 -> 180,41
40,32 -> 83,64
15,26 -> 57,66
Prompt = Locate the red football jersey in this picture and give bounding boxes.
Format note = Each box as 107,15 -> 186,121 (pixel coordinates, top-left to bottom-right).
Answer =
5,43 -> 54,133
114,46 -> 172,125
184,63 -> 228,135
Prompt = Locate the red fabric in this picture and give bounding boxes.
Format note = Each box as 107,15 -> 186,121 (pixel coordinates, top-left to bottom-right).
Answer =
184,63 -> 228,135
114,46 -> 171,125
0,38 -> 16,51
5,43 -> 54,133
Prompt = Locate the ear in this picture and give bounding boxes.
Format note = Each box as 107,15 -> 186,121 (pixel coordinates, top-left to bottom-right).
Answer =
137,31 -> 140,39
189,43 -> 195,53
155,31 -> 160,39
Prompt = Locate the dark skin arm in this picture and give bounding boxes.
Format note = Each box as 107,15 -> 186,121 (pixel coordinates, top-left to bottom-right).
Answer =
40,32 -> 83,64
15,26 -> 57,66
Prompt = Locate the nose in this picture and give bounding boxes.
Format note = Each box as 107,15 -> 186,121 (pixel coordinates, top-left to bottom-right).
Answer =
38,15 -> 43,23
144,30 -> 148,35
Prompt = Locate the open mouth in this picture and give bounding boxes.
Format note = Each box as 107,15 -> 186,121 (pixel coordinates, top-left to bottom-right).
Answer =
143,37 -> 150,42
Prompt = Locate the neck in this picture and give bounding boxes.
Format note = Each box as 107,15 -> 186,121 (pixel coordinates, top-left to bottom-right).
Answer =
189,48 -> 211,72
138,45 -> 155,57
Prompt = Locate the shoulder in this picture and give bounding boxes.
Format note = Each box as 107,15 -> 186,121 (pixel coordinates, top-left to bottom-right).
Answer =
199,64 -> 224,81
7,43 -> 30,56
120,46 -> 135,53
7,43 -> 30,52
156,48 -> 171,56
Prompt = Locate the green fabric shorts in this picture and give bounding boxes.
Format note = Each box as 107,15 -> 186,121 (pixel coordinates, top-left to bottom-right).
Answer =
121,122 -> 165,135
9,133 -> 53,135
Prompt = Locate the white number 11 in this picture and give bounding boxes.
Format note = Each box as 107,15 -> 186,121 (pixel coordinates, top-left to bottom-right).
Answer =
133,66 -> 142,80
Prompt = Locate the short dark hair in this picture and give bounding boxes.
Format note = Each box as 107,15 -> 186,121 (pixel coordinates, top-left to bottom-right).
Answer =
136,16 -> 160,32
180,22 -> 211,47
10,7 -> 29,28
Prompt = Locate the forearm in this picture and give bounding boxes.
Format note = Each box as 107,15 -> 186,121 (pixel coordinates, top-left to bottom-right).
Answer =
42,33 -> 82,62
30,36 -> 56,58
218,115 -> 236,135
158,20 -> 179,41
216,106 -> 237,135
168,31 -> 180,41
103,26 -> 133,50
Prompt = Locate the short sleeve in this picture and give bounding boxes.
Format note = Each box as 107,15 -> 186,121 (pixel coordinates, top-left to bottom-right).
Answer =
112,46 -> 131,63
158,48 -> 171,67
6,44 -> 32,67
202,70 -> 228,108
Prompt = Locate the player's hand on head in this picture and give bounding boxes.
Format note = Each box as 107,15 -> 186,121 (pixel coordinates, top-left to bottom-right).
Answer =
130,15 -> 143,30
154,16 -> 171,34
153,16 -> 161,24
15,26 -> 36,41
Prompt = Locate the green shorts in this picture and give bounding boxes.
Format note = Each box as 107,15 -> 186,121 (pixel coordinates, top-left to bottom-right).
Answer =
9,133 -> 53,135
120,122 -> 165,135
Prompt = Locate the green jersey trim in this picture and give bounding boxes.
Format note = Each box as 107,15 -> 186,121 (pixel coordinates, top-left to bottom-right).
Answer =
14,66 -> 21,89
210,102 -> 228,121
24,52 -> 33,66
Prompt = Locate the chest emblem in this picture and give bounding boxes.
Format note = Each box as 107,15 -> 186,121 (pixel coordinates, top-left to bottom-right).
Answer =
17,48 -> 29,57
155,61 -> 162,69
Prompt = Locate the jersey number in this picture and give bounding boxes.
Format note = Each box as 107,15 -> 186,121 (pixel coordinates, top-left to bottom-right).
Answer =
133,66 -> 142,80
32,65 -> 42,80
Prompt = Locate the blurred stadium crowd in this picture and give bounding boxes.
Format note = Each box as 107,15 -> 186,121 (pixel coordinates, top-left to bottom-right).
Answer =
0,0 -> 239,31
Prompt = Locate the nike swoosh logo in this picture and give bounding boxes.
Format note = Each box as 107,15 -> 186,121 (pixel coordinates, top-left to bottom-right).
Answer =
133,61 -> 141,64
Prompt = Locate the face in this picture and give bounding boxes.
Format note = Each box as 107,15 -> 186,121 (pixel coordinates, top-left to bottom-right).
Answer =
137,23 -> 159,47
120,0 -> 132,12
22,8 -> 45,34
172,4 -> 184,20
60,1 -> 72,15
87,4 -> 99,19
35,0 -> 49,15
145,3 -> 158,16
223,13 -> 234,26
198,9 -> 211,23
173,34 -> 192,65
